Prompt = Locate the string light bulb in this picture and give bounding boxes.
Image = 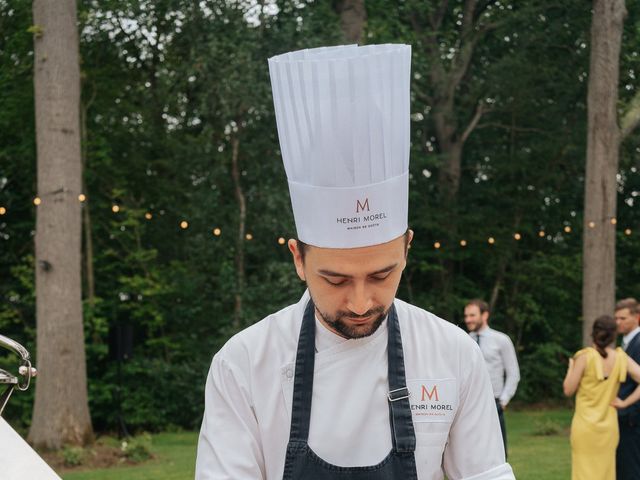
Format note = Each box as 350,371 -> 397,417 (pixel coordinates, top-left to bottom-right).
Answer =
611,218 -> 617,225
538,230 -> 545,237
246,233 -> 253,240
434,241 -> 441,249
488,237 -> 495,245
0,207 -> 5,215
588,221 -> 596,228
278,237 -> 285,245
78,194 -> 86,202
111,205 -> 120,213
180,221 -> 189,229
564,226 -> 572,233
33,197 -> 41,206
145,212 -> 153,220
514,233 -> 522,241
625,228 -> 632,235
213,228 -> 221,236
460,240 -> 467,247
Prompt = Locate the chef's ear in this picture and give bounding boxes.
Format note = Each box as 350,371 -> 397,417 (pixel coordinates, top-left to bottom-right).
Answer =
404,229 -> 414,258
288,239 -> 306,281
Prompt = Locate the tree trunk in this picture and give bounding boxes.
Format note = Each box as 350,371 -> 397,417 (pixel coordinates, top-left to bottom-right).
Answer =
29,0 -> 93,449
582,0 -> 626,346
334,0 -> 367,44
81,86 -> 96,307
231,135 -> 246,329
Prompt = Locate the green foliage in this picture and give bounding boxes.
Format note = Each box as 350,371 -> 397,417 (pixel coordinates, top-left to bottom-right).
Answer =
62,445 -> 86,467
531,418 -> 563,436
1,0 -> 640,434
518,342 -> 573,403
120,433 -> 153,463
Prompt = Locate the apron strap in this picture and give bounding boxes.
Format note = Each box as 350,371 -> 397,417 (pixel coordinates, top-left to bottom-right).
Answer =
288,300 -> 416,454
288,300 -> 316,442
387,303 -> 416,453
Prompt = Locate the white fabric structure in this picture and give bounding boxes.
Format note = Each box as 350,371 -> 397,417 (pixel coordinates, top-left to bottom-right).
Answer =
0,417 -> 61,480
268,44 -> 411,248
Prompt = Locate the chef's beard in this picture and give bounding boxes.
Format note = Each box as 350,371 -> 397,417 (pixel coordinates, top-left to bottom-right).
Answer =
316,305 -> 387,339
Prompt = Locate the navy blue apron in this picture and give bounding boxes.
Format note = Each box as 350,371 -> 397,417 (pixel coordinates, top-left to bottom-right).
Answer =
282,300 -> 418,479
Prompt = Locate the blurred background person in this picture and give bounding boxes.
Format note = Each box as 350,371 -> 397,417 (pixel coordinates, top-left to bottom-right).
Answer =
614,298 -> 640,480
464,299 -> 520,457
563,315 -> 640,480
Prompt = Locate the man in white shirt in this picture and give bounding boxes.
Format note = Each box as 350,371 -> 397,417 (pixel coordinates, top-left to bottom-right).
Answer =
464,299 -> 520,458
615,298 -> 640,480
196,45 -> 515,480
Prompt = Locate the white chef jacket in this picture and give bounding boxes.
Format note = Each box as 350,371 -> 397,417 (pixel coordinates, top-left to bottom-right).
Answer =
196,291 -> 515,480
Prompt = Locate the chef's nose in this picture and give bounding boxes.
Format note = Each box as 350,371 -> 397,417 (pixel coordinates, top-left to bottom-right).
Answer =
346,282 -> 373,316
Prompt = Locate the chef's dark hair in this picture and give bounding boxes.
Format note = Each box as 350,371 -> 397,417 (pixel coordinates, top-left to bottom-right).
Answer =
297,229 -> 411,263
592,315 -> 617,358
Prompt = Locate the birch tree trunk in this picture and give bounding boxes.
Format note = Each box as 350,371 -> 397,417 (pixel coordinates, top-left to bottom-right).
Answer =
582,0 -> 626,346
28,0 -> 93,449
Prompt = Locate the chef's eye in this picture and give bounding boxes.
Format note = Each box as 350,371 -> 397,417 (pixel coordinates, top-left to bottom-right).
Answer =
370,273 -> 391,282
324,277 -> 347,286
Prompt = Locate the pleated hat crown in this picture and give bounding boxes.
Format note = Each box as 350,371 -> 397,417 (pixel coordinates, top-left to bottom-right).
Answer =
268,44 -> 411,248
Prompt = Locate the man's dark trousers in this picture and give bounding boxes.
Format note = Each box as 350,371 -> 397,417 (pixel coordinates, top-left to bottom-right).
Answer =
617,333 -> 640,480
496,399 -> 507,460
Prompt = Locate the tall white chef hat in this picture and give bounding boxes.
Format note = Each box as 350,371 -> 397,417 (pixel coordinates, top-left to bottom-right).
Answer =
268,44 -> 411,249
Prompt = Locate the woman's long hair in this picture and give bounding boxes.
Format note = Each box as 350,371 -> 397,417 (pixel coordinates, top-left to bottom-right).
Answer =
592,315 -> 617,358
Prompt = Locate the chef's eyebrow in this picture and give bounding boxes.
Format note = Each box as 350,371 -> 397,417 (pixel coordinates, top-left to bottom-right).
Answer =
317,263 -> 398,278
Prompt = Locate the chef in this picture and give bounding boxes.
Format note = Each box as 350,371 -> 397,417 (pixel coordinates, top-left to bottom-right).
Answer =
195,44 -> 515,480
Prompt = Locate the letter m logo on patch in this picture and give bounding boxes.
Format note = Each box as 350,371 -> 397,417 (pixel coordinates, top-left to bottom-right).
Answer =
356,198 -> 370,213
421,385 -> 439,402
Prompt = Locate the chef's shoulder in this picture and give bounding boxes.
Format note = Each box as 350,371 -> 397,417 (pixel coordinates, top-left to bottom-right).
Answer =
394,298 -> 481,368
211,299 -> 301,372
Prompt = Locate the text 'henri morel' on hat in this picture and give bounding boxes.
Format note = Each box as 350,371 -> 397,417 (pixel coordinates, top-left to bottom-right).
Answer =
268,44 -> 411,249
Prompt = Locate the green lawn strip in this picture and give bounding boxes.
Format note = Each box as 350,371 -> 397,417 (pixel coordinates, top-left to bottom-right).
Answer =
507,407 -> 572,480
62,432 -> 197,480
61,408 -> 574,479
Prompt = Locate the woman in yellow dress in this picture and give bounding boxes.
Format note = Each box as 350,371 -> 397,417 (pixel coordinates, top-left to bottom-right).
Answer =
563,315 -> 640,480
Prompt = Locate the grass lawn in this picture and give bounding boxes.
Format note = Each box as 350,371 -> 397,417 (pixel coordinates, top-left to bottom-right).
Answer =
62,432 -> 196,480
507,407 -> 572,480
61,408 -> 573,479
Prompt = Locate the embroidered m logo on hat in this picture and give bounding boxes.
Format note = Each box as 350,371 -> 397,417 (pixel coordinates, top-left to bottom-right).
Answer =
268,44 -> 412,248
356,198 -> 370,213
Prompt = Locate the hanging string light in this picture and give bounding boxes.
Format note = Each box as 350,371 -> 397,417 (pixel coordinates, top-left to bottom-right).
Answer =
6,197 -> 640,248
